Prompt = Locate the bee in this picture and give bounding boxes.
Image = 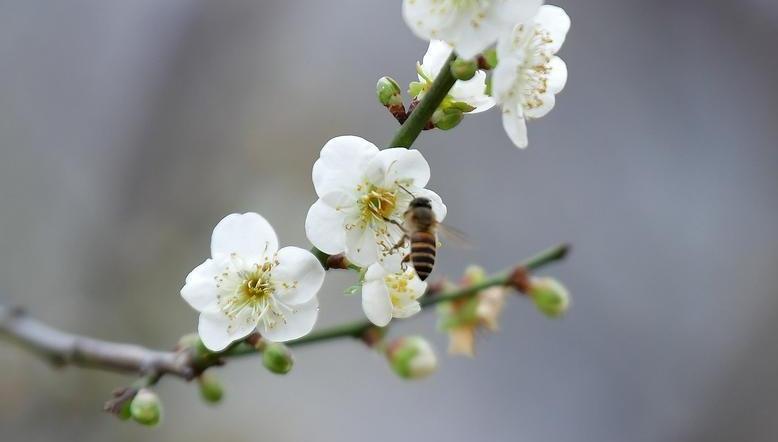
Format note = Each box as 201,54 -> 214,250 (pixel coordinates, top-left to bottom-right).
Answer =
401,197 -> 439,281
385,186 -> 467,281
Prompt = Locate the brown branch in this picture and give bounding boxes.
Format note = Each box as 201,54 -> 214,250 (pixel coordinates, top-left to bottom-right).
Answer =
0,305 -> 194,379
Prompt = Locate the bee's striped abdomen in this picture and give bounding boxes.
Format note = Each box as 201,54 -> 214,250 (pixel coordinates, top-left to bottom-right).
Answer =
410,231 -> 436,281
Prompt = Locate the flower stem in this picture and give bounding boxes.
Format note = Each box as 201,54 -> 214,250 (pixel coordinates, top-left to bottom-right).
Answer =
389,53 -> 457,148
221,243 -> 569,359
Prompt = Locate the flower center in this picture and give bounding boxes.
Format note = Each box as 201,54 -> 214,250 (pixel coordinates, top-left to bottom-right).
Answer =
215,257 -> 294,333
515,28 -> 555,111
359,186 -> 397,224
385,271 -> 419,308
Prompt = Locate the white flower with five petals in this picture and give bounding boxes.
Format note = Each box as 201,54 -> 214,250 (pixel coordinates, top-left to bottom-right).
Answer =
415,40 -> 495,113
181,213 -> 325,351
361,264 -> 428,326
305,136 -> 446,269
492,5 -> 570,148
403,0 -> 541,59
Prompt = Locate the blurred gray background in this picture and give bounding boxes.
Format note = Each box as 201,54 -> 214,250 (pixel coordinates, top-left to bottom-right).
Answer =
1,1 -> 777,441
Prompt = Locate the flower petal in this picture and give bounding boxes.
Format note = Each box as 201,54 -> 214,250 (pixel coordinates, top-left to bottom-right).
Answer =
421,40 -> 454,79
502,107 -> 529,148
377,249 -> 406,274
393,300 -> 422,319
534,5 -> 570,54
312,136 -> 378,197
365,262 -> 388,282
198,309 -> 257,352
305,199 -> 348,255
402,0 -> 458,44
547,56 -> 568,95
491,56 -> 521,106
414,188 -> 447,222
181,259 -> 220,312
344,224 -> 379,267
450,70 -> 495,113
523,91 -> 556,119
369,148 -> 431,189
362,279 -> 393,327
259,298 -> 319,342
272,246 -> 325,305
211,213 -> 278,261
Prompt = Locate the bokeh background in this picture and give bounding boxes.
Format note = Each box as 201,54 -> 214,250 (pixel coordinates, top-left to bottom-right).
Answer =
1,1 -> 777,441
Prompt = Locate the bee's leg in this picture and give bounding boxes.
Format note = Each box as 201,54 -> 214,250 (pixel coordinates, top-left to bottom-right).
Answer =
384,217 -> 407,233
401,253 -> 411,271
389,234 -> 409,252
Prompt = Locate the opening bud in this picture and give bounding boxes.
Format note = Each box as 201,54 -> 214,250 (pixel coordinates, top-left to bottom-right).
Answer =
376,76 -> 403,107
386,336 -> 438,380
262,342 -> 294,375
450,58 -> 477,81
529,277 -> 571,318
197,372 -> 224,404
129,388 -> 162,426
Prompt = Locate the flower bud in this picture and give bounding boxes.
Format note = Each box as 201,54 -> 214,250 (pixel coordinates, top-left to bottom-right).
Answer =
450,58 -> 477,81
262,342 -> 294,375
478,48 -> 498,70
129,388 -> 162,426
529,277 -> 570,318
461,265 -> 487,285
197,372 -> 224,404
432,108 -> 463,130
386,336 -> 438,380
376,76 -> 403,107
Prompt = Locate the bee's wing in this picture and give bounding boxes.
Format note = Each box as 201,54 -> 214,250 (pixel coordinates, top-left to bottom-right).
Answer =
437,222 -> 473,249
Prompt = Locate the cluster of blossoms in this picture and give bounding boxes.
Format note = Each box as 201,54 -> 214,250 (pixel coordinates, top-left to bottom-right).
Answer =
402,1 -> 570,148
178,0 -> 572,372
181,137 -> 440,351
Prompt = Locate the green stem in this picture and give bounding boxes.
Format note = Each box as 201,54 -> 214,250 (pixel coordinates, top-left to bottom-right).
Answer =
309,54 -> 459,265
389,53 -> 457,148
217,243 -> 568,360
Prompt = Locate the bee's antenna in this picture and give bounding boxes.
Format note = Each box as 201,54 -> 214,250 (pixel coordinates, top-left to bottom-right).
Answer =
396,183 -> 415,198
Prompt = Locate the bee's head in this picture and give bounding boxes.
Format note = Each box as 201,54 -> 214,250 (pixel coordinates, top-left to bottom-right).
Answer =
409,197 -> 432,209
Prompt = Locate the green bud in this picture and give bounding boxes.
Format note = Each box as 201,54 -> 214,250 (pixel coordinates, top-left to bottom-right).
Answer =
377,76 -> 403,107
432,108 -> 464,130
262,342 -> 294,375
482,48 -> 498,70
386,336 -> 438,380
450,58 -> 477,81
197,372 -> 224,404
529,277 -> 571,318
129,388 -> 162,426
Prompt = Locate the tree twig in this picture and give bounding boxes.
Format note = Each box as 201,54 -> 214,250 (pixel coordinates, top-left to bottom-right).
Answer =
0,243 -> 569,378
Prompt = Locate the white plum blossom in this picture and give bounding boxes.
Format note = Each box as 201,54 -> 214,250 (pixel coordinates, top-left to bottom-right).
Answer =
492,5 -> 570,148
402,0 -> 542,59
181,213 -> 325,351
415,40 -> 494,113
305,136 -> 446,269
361,264 -> 428,326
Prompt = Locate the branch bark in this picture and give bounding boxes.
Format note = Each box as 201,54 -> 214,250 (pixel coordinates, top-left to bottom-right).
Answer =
0,305 -> 193,378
